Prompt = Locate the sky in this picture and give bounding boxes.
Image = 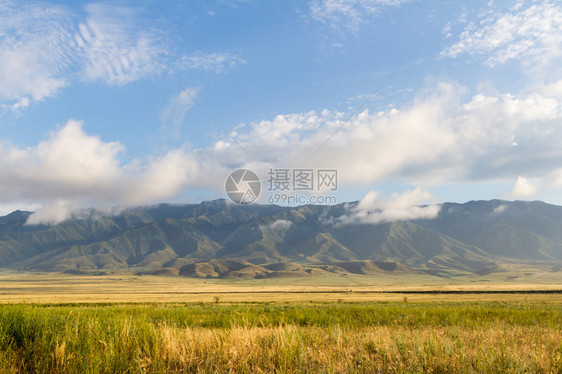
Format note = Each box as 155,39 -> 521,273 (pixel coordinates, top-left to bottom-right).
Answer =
1,0 -> 562,224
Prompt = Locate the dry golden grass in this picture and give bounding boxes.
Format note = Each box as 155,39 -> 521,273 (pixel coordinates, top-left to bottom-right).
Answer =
1,300 -> 561,372
42,324 -> 562,373
1,270 -> 561,304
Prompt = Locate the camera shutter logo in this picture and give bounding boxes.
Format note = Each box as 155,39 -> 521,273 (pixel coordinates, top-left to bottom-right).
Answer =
225,169 -> 261,204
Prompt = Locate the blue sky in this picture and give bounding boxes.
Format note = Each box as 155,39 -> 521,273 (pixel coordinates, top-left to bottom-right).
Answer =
1,0 -> 562,223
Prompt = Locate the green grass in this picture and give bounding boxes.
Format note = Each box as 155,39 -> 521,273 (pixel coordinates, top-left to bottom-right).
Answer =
1,302 -> 561,373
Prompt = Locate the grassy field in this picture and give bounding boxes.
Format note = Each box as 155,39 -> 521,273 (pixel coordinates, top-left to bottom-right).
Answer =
0,302 -> 561,373
1,269 -> 562,304
1,271 -> 561,372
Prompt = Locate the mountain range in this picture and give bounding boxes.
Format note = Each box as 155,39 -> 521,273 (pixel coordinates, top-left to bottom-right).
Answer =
1,199 -> 561,278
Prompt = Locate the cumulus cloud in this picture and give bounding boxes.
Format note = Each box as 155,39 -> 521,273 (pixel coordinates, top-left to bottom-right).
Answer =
0,120 -> 203,224
122,149 -> 201,206
213,82 -> 562,187
504,176 -> 539,199
309,0 -> 411,31
336,188 -> 441,224
0,1 -> 245,110
442,2 -> 562,72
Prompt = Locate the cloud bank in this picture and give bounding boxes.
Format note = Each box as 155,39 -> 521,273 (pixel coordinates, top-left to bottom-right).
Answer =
0,121 -> 200,224
5,78 -> 562,224
220,83 -> 562,185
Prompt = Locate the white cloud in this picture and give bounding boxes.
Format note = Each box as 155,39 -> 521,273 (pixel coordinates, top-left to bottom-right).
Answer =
74,3 -> 164,85
504,176 -> 539,199
492,204 -> 508,215
160,89 -> 199,132
1,97 -> 30,113
0,1 -> 73,105
4,79 -> 562,223
336,188 -> 441,224
122,149 -> 200,206
0,120 -> 202,224
0,1 -> 245,110
442,2 -> 562,72
215,82 -> 562,187
541,79 -> 562,99
0,120 -> 124,197
508,168 -> 562,198
268,219 -> 293,230
309,0 -> 411,31
26,200 -> 80,225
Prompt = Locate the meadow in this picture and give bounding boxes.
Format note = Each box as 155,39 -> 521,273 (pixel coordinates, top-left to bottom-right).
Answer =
1,269 -> 562,304
0,301 -> 561,373
1,271 -> 562,373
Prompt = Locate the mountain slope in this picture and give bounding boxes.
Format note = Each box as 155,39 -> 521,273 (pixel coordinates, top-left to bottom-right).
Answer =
416,200 -> 562,261
0,199 -> 561,277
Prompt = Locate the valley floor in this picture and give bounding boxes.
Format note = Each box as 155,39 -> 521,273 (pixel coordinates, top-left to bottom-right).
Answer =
1,271 -> 561,372
1,269 -> 562,304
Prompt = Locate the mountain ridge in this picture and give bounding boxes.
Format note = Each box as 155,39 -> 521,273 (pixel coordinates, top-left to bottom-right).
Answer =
1,199 -> 561,278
